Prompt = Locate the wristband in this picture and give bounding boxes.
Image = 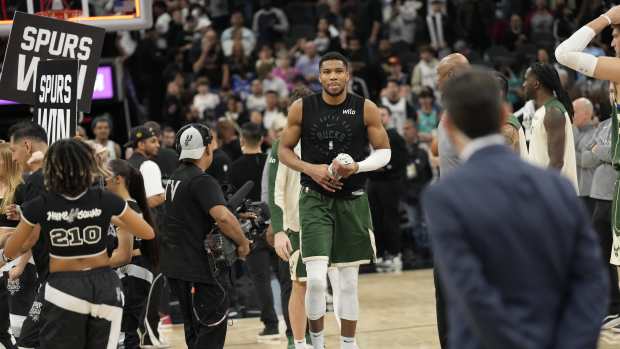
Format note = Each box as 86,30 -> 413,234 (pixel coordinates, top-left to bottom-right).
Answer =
601,14 -> 612,26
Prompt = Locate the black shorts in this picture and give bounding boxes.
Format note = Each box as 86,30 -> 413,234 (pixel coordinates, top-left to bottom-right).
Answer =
39,267 -> 123,349
116,256 -> 153,348
6,262 -> 38,338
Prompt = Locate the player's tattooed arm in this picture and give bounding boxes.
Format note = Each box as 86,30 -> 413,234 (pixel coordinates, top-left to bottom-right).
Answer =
501,124 -> 520,153
544,107 -> 567,170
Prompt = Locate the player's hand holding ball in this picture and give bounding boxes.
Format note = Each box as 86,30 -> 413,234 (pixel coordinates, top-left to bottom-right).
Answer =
329,153 -> 358,179
306,163 -> 342,192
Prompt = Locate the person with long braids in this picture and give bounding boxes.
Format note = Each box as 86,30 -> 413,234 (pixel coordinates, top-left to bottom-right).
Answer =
554,4 -> 620,328
106,159 -> 161,349
2,139 -> 155,349
522,63 -> 578,191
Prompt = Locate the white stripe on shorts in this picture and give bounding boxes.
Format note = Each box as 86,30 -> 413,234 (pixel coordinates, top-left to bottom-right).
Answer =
116,264 -> 153,284
9,313 -> 26,338
44,284 -> 123,349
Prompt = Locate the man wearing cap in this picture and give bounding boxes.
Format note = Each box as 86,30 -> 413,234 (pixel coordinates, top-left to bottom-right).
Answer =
127,126 -> 166,208
161,123 -> 251,349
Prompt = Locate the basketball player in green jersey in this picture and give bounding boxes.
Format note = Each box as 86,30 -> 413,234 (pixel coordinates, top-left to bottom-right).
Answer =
554,4 -> 620,323
279,51 -> 390,349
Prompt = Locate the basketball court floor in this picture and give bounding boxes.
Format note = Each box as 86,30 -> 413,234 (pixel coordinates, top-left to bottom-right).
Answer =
159,269 -> 620,348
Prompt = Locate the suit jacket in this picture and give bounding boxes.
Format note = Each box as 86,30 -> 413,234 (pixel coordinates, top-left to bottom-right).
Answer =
422,144 -> 609,349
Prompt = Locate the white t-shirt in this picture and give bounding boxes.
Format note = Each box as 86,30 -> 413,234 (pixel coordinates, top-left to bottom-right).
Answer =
193,93 -> 220,117
140,160 -> 165,198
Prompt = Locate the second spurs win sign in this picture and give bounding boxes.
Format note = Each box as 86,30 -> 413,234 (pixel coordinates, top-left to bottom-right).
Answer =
0,12 -> 105,112
34,59 -> 78,144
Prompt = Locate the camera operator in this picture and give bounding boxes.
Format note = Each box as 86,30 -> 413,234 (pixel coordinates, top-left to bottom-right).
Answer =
229,122 -> 280,340
160,123 -> 251,349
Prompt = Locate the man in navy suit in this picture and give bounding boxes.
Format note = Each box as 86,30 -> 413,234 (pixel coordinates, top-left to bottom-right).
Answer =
422,68 -> 609,349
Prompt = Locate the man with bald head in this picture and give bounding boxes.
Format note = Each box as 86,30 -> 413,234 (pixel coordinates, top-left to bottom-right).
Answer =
572,97 -> 597,214
431,53 -> 470,349
435,53 -> 471,176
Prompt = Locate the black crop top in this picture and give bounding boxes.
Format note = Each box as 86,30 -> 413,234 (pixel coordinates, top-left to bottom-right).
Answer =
21,188 -> 127,259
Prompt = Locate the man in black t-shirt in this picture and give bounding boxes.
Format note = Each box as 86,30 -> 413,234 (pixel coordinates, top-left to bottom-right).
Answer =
161,124 -> 250,349
206,130 -> 232,185
229,123 -> 280,340
7,122 -> 48,349
368,106 -> 408,272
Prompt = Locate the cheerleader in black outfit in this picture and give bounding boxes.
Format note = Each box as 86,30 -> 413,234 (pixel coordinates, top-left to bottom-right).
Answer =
106,159 -> 161,349
2,139 -> 154,349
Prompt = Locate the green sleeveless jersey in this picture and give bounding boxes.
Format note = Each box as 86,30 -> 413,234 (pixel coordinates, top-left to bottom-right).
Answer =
612,103 -> 620,169
506,114 -> 521,130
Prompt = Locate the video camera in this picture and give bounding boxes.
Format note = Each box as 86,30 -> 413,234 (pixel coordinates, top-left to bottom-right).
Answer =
205,181 -> 270,268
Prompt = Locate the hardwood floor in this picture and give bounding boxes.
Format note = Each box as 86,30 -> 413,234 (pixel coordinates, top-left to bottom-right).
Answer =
159,269 -> 620,348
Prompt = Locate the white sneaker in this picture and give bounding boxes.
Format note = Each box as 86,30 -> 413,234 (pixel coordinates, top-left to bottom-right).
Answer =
603,314 -> 620,329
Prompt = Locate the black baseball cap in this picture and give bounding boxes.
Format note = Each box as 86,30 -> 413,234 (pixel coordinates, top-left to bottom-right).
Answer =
125,126 -> 157,147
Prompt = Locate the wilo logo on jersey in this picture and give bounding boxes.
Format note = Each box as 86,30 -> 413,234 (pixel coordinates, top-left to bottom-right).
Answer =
47,208 -> 102,223
342,108 -> 356,115
0,12 -> 105,112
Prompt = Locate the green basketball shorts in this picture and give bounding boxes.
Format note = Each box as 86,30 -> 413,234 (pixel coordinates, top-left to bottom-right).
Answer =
612,176 -> 620,265
299,187 -> 376,266
287,230 -> 307,281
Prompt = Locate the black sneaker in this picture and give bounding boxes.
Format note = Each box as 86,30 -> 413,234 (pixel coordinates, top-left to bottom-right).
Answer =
603,314 -> 620,329
257,326 -> 280,341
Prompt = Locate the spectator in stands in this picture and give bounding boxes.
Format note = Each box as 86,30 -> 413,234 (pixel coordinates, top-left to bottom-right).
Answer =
339,16 -> 357,50
263,71 -> 289,99
191,28 -> 230,89
153,0 -> 172,50
206,129 -> 232,185
369,106 -> 408,273
402,118 -> 433,263
222,10 -> 256,57
294,41 -> 321,91
192,77 -> 220,121
553,2 -> 577,45
425,0 -> 452,52
502,14 -> 529,51
217,118 -> 242,161
162,126 -> 176,149
314,17 -> 340,54
91,116 -> 121,160
253,0 -> 289,47
247,79 -> 267,113
164,80 -> 186,130
223,95 -> 248,125
381,79 -> 416,135
526,0 -> 555,46
385,0 -> 422,47
415,87 -> 439,143
256,45 -> 277,79
355,0 -> 382,46
385,56 -> 408,86
272,53 -> 300,91
226,38 -> 253,78
229,122 -> 280,341
572,97 -> 597,215
263,90 -> 286,131
346,36 -> 369,76
410,46 -> 439,95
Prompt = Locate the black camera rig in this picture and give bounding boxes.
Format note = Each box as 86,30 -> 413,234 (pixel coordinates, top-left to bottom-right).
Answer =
204,181 -> 270,269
